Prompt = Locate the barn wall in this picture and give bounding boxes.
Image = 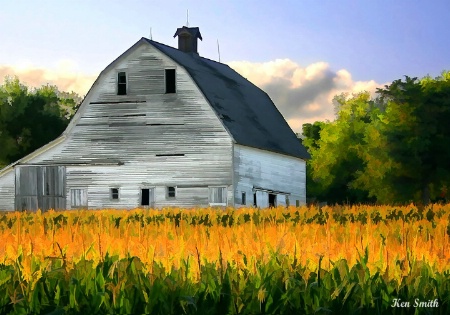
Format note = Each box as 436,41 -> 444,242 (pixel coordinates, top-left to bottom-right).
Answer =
0,171 -> 15,211
10,42 -> 233,209
65,164 -> 233,209
233,144 -> 306,208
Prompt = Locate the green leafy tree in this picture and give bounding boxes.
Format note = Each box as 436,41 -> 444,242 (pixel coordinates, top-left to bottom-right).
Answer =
305,72 -> 450,205
301,121 -> 329,203
302,121 -> 325,150
361,73 -> 450,204
0,76 -> 81,168
303,92 -> 378,204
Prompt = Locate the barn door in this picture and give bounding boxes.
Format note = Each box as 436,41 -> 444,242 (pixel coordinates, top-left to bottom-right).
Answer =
15,166 -> 39,211
268,193 -> 277,207
15,166 -> 66,211
141,188 -> 155,208
255,190 -> 269,208
276,194 -> 287,206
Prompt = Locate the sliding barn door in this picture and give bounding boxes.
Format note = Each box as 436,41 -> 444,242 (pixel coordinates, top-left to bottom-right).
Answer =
15,166 -> 66,211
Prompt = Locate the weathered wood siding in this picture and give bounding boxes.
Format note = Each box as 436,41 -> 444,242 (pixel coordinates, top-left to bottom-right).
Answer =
15,166 -> 66,211
1,42 -> 233,210
0,171 -> 15,211
233,144 -> 306,207
65,164 -> 233,209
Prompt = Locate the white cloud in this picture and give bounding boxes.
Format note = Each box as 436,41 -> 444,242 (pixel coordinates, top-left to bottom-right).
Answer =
228,59 -> 385,133
0,61 -> 96,96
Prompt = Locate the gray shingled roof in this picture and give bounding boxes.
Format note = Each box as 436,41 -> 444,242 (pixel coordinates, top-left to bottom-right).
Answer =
144,38 -> 310,160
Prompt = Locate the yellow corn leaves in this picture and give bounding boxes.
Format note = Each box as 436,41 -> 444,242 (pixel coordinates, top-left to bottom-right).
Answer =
0,204 -> 449,285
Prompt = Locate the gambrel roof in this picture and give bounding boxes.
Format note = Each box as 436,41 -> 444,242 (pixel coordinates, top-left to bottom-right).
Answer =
144,38 -> 310,160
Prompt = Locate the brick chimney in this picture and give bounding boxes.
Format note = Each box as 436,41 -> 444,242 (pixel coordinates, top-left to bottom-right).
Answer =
174,26 -> 202,54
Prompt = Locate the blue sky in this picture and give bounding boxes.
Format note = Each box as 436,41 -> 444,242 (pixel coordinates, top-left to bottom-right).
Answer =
1,0 -> 449,131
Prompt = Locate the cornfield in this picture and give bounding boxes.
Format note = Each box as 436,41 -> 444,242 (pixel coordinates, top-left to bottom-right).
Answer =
1,204 -> 449,314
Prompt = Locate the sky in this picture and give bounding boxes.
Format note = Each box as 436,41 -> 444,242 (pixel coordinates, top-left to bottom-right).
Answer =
1,0 -> 449,133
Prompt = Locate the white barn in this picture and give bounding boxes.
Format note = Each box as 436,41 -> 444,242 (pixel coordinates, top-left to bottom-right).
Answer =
0,26 -> 310,211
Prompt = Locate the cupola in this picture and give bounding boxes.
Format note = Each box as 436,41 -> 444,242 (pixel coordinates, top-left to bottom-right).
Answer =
173,26 -> 202,54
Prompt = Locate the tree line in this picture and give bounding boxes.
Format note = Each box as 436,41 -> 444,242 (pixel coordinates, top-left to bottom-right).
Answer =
302,71 -> 450,205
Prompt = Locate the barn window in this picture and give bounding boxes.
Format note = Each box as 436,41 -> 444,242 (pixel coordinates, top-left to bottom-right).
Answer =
117,72 -> 127,95
241,192 -> 246,205
296,200 -> 299,207
209,186 -> 227,206
165,69 -> 176,93
167,186 -> 176,198
111,188 -> 120,200
71,189 -> 87,208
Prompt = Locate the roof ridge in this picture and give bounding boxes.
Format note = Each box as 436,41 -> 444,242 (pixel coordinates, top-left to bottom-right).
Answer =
143,37 -> 229,67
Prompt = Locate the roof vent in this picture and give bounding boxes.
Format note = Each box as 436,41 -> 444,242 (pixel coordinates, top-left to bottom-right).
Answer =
174,26 -> 202,54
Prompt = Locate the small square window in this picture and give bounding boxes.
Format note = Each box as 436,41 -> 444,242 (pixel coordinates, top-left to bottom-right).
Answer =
118,72 -> 127,95
241,192 -> 246,205
165,69 -> 176,93
167,186 -> 176,198
111,188 -> 119,200
209,186 -> 227,205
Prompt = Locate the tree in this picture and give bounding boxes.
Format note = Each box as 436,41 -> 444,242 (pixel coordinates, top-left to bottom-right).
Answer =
301,121 -> 329,203
363,73 -> 450,204
302,121 -> 325,150
0,76 -> 81,168
305,72 -> 450,205
303,92 -> 378,204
